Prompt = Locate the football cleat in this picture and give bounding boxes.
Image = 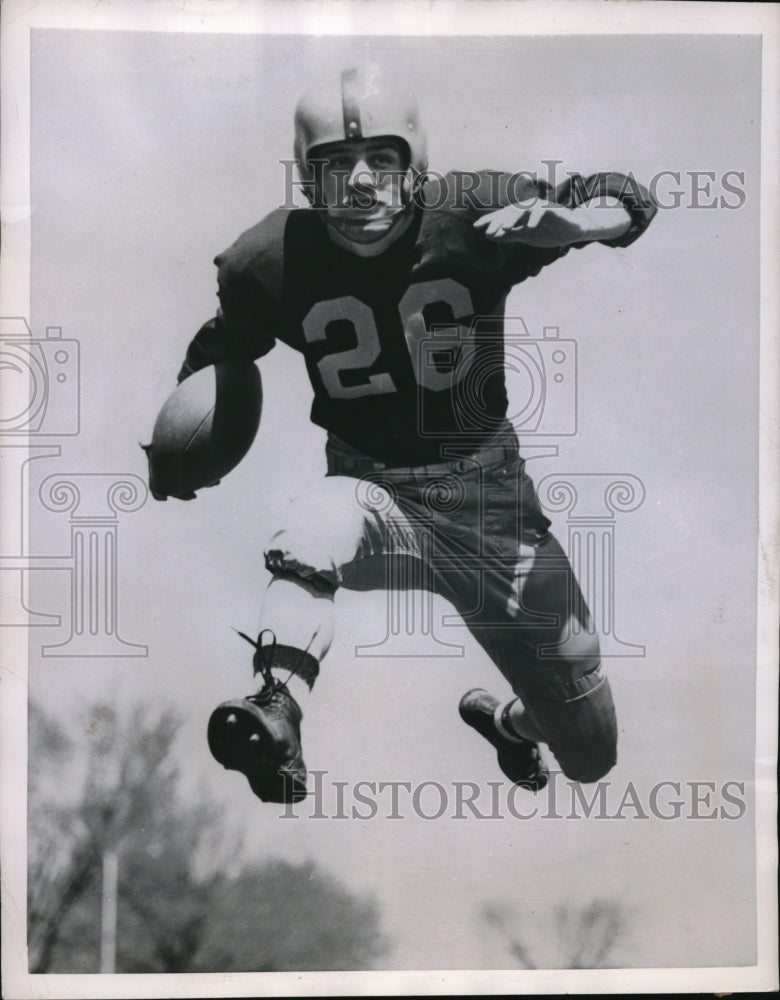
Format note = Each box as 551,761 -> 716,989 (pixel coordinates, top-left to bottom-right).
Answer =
459,688 -> 548,792
207,631 -> 307,804
208,683 -> 306,804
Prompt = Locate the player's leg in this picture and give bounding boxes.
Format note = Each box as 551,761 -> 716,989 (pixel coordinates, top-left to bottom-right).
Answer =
516,535 -> 617,783
207,475 -> 421,803
252,573 -> 334,703
480,530 -> 618,785
254,474 -> 422,693
434,457 -> 617,786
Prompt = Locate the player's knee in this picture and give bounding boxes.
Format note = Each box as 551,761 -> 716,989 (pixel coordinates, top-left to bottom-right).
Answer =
544,663 -> 617,783
557,712 -> 617,783
559,742 -> 617,784
555,626 -> 601,673
263,479 -> 374,585
264,521 -> 346,586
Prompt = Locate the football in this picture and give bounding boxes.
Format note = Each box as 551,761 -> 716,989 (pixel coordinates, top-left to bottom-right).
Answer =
147,359 -> 262,499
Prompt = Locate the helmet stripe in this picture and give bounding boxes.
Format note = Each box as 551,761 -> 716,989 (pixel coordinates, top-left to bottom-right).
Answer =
341,67 -> 363,140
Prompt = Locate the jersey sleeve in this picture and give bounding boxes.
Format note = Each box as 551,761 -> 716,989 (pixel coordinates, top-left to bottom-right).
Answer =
552,171 -> 658,248
467,171 -> 574,285
444,169 -> 656,288
177,210 -> 291,383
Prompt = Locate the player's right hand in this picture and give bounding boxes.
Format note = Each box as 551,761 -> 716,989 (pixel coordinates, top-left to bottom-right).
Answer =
140,442 -> 198,502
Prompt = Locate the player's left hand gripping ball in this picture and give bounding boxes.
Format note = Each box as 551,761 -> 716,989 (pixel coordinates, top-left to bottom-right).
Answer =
143,359 -> 262,500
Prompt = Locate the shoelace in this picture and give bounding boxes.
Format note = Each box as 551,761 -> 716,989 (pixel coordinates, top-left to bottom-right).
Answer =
234,627 -> 318,702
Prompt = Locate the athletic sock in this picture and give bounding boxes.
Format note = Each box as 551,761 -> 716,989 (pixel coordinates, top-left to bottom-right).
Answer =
493,698 -> 527,743
256,643 -> 319,702
495,696 -> 546,744
272,671 -> 311,706
499,697 -> 545,743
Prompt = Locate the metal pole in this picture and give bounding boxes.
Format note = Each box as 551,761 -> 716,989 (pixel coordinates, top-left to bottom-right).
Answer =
100,849 -> 118,973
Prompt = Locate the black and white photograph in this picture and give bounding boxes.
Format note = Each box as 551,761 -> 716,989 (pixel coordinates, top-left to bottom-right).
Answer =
1,1 -> 778,996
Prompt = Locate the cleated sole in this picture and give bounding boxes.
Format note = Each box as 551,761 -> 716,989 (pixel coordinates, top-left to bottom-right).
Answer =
207,700 -> 307,804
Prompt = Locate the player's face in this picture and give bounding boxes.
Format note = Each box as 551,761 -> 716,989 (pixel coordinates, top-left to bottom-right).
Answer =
312,139 -> 413,253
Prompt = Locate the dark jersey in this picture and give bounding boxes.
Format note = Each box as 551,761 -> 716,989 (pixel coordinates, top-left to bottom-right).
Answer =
181,170 -> 656,465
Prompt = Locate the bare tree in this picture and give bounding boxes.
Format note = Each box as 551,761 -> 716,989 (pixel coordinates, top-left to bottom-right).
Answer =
28,697 -> 389,973
480,898 -> 628,969
555,899 -> 623,969
28,701 -> 184,972
482,902 -> 538,969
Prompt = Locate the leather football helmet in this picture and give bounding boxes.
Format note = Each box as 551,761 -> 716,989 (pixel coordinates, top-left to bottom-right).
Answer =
294,65 -> 428,196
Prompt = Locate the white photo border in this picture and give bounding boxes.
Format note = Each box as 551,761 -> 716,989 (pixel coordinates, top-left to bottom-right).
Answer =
1,1 -> 777,996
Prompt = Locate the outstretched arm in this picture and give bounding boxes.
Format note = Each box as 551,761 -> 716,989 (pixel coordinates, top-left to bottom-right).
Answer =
473,171 -> 657,249
474,197 -> 632,247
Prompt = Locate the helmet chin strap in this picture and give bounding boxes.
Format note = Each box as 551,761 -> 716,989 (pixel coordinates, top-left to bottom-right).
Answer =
324,206 -> 416,257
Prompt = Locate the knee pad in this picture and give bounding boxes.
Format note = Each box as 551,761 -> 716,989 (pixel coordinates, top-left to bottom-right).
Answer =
549,620 -> 601,675
558,744 -> 618,784
526,663 -> 618,784
263,477 -> 388,588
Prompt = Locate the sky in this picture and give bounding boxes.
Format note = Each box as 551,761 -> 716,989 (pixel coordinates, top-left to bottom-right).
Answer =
7,20 -> 768,976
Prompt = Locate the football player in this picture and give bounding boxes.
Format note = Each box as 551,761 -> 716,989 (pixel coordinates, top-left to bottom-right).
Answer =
159,66 -> 656,804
